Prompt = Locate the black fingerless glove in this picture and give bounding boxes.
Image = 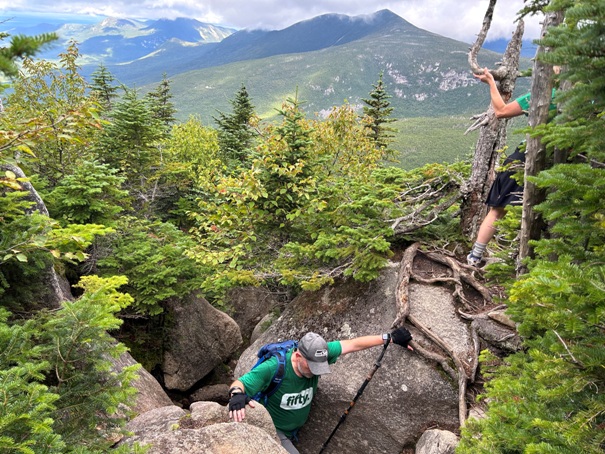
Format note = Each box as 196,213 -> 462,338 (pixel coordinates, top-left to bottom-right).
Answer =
229,392 -> 251,412
391,327 -> 412,348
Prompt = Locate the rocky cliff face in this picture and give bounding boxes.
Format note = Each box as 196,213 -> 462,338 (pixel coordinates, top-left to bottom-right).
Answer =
234,261 -> 461,453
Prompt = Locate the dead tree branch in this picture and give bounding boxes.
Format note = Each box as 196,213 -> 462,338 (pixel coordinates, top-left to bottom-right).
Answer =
469,0 -> 498,76
388,170 -> 465,236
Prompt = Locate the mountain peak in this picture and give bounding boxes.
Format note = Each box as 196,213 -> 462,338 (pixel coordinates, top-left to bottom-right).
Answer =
98,17 -> 140,29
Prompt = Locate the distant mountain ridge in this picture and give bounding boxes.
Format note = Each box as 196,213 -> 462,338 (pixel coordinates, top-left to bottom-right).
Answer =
19,16 -> 236,65
212,10 -> 420,61
4,10 -> 532,124
136,10 -> 531,122
79,9 -> 468,87
2,9 -> 534,167
113,10 -> 424,83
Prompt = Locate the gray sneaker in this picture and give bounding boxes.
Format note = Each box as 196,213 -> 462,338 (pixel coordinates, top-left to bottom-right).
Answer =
467,253 -> 482,267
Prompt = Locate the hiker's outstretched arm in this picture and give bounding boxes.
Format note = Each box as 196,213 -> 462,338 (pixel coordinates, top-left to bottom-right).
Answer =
340,327 -> 413,355
474,67 -> 524,119
340,335 -> 384,355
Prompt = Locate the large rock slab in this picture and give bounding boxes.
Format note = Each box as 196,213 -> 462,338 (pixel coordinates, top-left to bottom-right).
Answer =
227,286 -> 280,342
129,424 -> 287,454
125,405 -> 187,436
111,351 -> 174,415
188,400 -> 279,443
472,317 -> 522,352
163,292 -> 243,391
234,260 -> 464,454
415,429 -> 459,454
120,404 -> 286,454
409,283 -> 475,372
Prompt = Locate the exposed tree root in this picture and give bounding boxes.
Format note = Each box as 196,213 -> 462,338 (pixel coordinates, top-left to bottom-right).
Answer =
408,314 -> 469,424
391,242 -> 501,425
425,252 -> 493,308
391,242 -> 419,329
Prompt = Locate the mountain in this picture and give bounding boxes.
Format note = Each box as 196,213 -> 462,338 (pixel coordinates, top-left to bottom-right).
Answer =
101,10 -> 531,123
31,16 -> 236,65
483,38 -> 538,58
4,9 -> 532,160
205,10 -> 414,62
1,9 -> 535,168
78,10 -> 430,85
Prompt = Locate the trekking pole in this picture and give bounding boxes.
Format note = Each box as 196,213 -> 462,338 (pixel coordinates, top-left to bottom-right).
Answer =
318,340 -> 390,454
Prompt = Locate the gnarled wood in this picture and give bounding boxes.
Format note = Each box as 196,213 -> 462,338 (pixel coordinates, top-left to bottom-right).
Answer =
408,314 -> 470,424
425,252 -> 492,307
391,242 -> 419,329
461,0 -> 524,239
517,10 -> 564,274
392,244 -> 495,424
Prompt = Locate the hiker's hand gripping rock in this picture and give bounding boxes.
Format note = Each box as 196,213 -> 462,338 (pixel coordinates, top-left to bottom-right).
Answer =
229,391 -> 254,422
391,327 -> 413,350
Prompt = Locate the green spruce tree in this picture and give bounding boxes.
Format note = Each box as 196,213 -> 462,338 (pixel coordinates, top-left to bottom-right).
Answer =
362,71 -> 396,151
214,84 -> 258,169
258,93 -> 316,225
145,73 -> 177,137
89,64 -> 120,113
96,87 -> 164,210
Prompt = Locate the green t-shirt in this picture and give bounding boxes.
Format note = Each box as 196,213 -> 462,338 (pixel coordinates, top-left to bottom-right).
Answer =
239,341 -> 342,434
515,88 -> 557,115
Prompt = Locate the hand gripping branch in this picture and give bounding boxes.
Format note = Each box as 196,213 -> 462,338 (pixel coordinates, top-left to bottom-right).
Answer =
318,340 -> 390,453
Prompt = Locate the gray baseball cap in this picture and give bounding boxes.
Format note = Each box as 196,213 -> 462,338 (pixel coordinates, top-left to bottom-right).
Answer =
298,332 -> 331,375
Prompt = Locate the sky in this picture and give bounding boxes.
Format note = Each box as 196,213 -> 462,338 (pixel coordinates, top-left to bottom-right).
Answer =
0,0 -> 543,44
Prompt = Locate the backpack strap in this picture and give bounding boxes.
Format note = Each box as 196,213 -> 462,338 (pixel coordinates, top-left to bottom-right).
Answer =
262,349 -> 288,400
252,341 -> 297,404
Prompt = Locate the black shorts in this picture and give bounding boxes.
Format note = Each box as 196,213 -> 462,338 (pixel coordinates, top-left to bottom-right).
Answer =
485,146 -> 526,208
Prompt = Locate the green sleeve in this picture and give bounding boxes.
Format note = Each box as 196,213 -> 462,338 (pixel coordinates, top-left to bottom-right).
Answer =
515,92 -> 531,113
327,341 -> 343,364
515,89 -> 557,115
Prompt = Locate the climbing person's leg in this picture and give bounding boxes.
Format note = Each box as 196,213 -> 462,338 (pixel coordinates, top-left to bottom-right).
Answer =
467,206 -> 506,266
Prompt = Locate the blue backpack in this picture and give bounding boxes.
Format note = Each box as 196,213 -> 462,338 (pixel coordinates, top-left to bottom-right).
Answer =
251,339 -> 298,404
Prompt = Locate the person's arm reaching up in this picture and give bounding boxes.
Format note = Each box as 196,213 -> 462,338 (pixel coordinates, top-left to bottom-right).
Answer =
474,67 -> 524,119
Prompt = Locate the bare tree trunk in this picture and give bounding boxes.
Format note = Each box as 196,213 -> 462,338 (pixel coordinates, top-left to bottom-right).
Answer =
461,0 -> 524,238
516,10 -> 564,274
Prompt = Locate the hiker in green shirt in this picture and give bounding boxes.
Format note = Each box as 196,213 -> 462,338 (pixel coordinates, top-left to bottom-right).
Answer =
228,328 -> 413,453
467,66 -> 558,267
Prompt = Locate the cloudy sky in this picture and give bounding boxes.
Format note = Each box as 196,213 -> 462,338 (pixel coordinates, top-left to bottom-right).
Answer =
1,0 -> 543,44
